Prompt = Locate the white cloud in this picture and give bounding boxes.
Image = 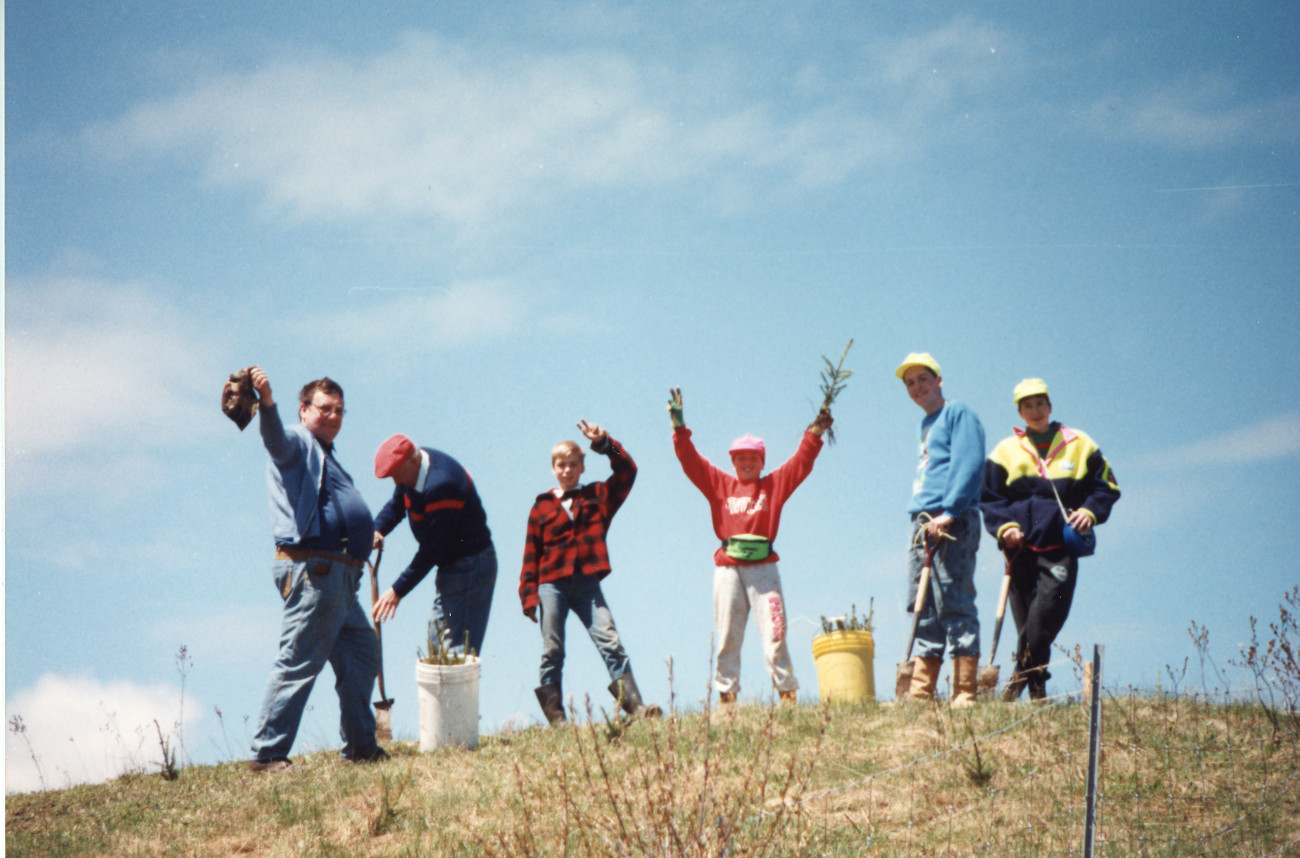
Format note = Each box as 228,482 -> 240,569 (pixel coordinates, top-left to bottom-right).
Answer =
85,25 -> 1010,228
1100,412 -> 1300,536
1077,76 -> 1300,149
5,675 -> 202,794
5,274 -> 217,460
1152,410 -> 1300,468
306,279 -> 524,352
877,15 -> 1017,107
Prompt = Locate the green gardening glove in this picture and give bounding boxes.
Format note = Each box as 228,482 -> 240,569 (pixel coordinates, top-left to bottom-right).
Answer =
667,387 -> 684,429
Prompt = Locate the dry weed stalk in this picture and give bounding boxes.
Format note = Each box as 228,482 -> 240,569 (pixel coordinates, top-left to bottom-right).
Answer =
481,698 -> 829,857
1232,585 -> 1300,736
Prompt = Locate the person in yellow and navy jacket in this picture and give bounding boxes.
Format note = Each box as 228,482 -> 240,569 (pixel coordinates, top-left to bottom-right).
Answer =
980,379 -> 1119,701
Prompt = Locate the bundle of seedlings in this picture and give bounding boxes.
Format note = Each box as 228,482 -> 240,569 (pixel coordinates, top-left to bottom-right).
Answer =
420,618 -> 476,666
813,338 -> 854,444
819,599 -> 874,635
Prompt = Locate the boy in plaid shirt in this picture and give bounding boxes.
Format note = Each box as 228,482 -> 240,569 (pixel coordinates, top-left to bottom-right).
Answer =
519,420 -> 660,725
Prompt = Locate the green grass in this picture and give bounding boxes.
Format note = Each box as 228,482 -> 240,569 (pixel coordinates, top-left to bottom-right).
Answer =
6,692 -> 1298,857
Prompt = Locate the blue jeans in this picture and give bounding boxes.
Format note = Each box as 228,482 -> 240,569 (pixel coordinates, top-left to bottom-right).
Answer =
431,545 -> 497,657
251,555 -> 379,761
537,576 -> 630,688
908,508 -> 982,659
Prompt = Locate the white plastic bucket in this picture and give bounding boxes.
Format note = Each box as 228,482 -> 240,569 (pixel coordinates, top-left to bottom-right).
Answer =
415,656 -> 480,751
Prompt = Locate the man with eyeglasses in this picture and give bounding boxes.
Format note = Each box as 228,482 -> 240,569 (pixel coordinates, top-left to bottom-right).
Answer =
244,366 -> 385,772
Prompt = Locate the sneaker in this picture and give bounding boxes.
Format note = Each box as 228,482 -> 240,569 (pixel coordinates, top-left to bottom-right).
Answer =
249,757 -> 293,774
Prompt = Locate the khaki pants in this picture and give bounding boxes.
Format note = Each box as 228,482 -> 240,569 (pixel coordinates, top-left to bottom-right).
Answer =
713,561 -> 798,696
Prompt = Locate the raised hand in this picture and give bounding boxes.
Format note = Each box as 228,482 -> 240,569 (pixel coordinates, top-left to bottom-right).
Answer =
809,406 -> 834,437
667,387 -> 684,428
577,419 -> 608,446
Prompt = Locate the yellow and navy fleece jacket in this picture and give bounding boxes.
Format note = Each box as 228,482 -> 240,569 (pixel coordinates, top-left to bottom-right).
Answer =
980,423 -> 1119,553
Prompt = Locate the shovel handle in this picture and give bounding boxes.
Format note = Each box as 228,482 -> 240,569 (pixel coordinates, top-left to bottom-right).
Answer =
987,570 -> 1012,666
910,562 -> 932,616
368,545 -> 387,703
901,541 -> 937,661
995,570 -> 1012,622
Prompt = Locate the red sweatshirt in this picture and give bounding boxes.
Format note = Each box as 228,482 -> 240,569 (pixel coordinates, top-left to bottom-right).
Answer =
673,426 -> 823,566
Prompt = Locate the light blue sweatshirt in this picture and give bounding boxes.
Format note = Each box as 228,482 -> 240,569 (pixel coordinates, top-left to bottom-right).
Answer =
906,399 -> 986,518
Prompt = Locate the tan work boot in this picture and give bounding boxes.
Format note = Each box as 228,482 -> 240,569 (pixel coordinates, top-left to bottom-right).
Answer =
779,689 -> 798,706
908,656 -> 942,701
718,691 -> 737,706
951,656 -> 979,708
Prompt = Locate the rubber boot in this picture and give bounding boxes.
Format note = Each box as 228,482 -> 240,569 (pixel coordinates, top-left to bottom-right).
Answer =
951,656 -> 979,708
1001,670 -> 1028,702
908,656 -> 942,701
608,674 -> 662,718
1027,668 -> 1049,702
535,683 -> 567,726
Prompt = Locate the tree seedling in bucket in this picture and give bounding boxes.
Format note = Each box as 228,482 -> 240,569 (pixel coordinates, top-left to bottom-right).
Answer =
819,599 -> 874,634
420,618 -> 476,666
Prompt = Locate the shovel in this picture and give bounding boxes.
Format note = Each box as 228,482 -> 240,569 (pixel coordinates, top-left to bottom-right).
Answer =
978,550 -> 1015,698
368,545 -> 395,742
895,536 -> 940,701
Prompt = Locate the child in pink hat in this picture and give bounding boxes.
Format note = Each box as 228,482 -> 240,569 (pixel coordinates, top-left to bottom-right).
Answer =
668,389 -> 833,706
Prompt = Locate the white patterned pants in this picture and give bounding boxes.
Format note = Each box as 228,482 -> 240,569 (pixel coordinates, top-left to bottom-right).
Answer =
713,561 -> 798,695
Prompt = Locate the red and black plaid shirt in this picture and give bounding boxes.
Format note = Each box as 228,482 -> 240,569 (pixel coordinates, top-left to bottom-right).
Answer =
518,437 -> 636,613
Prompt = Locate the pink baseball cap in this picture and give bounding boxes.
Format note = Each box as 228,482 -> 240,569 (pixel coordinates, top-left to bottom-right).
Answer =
729,434 -> 766,459
374,434 -> 417,478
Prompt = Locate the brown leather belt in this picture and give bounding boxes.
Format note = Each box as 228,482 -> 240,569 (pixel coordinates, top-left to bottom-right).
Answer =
274,545 -> 364,570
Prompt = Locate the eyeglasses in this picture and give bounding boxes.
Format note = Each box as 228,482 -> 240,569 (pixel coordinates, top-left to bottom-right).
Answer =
308,403 -> 346,418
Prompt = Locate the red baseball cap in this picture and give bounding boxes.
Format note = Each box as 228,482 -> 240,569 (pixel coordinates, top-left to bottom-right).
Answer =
374,434 -> 417,478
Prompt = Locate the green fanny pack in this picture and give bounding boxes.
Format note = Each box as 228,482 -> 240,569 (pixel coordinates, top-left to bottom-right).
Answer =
722,534 -> 772,562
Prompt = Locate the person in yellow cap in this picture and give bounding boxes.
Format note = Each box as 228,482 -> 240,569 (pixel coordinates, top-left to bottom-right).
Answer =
895,353 -> 987,707
980,379 -> 1120,700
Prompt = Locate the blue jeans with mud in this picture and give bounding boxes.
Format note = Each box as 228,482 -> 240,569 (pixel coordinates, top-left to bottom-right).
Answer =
251,555 -> 379,762
908,508 -> 982,659
537,576 -> 631,688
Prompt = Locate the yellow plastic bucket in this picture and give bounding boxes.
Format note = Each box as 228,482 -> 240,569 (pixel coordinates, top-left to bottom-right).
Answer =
812,630 -> 876,704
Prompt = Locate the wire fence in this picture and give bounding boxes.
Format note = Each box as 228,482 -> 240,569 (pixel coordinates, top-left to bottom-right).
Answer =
788,649 -> 1300,857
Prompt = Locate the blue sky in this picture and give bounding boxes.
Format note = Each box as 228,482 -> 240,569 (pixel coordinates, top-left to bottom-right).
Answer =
6,2 -> 1299,792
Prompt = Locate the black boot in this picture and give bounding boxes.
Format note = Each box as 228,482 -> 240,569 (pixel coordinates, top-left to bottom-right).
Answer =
535,683 -> 567,726
1000,670 -> 1028,702
608,674 -> 662,718
1027,667 -> 1050,701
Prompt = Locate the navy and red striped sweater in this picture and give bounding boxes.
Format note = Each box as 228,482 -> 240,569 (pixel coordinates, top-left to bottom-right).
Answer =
374,447 -> 493,598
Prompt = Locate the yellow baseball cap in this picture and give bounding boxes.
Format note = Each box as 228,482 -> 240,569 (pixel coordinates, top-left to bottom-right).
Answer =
894,352 -> 941,379
1013,378 -> 1050,404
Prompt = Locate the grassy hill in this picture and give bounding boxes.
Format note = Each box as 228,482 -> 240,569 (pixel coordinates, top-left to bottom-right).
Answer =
7,686 -> 1298,857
